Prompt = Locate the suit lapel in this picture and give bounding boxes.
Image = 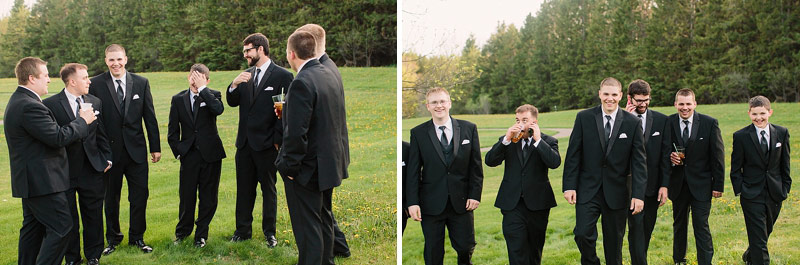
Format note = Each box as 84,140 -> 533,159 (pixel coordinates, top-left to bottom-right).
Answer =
57,92 -> 75,120
594,107 -> 608,153
105,74 -> 122,114
643,110 -> 654,145
605,109 -> 624,157
747,125 -> 767,164
123,72 -> 134,117
426,121 -> 447,166
688,113 -> 700,144
672,116 -> 684,146
768,124 -> 778,164
452,118 -> 461,159
183,91 -> 195,127
253,63 -> 274,101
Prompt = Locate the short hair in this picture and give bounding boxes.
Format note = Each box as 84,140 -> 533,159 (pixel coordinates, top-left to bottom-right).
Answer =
425,87 -> 450,100
15,57 -> 47,85
627,79 -> 651,96
600,77 -> 622,91
105,44 -> 126,55
296,24 -> 326,53
243,33 -> 270,56
515,104 -> 539,118
675,88 -> 695,101
60,63 -> 88,84
190,63 -> 210,80
749,95 -> 771,110
287,31 -> 317,60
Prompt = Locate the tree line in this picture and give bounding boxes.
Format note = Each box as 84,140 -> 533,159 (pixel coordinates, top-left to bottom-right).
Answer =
0,0 -> 396,78
403,0 -> 800,117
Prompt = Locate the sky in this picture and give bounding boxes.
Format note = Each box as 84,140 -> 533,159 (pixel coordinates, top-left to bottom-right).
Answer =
403,0 -> 544,56
0,0 -> 35,17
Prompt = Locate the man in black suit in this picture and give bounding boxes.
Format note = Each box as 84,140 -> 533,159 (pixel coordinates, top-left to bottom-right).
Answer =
276,31 -> 347,265
562,77 -> 647,265
623,80 -> 671,265
227,33 -> 293,246
5,57 -> 96,265
485,104 -> 560,265
731,96 -> 791,265
666,88 -> 724,265
402,141 -> 410,234
43,63 -> 111,265
407,87 -> 483,265
168,64 -> 226,248
296,23 -> 352,257
89,44 -> 161,254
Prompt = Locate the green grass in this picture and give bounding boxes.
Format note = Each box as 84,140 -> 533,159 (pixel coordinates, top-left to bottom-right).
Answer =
402,103 -> 800,264
0,67 -> 396,264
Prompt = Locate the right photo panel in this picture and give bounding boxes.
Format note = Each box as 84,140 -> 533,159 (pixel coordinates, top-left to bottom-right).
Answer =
401,0 -> 800,264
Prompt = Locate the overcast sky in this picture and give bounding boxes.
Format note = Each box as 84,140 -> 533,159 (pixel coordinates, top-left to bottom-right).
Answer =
403,0 -> 544,56
0,0 -> 35,17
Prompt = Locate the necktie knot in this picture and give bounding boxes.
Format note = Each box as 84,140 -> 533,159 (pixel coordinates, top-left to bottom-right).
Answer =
438,126 -> 448,145
760,130 -> 766,136
637,114 -> 642,119
683,120 -> 689,125
605,115 -> 612,121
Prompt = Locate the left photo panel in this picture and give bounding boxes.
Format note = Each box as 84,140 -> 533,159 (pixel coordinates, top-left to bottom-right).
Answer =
0,0 -> 397,264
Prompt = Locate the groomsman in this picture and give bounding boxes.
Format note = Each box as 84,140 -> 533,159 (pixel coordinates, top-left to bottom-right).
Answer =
227,33 -> 293,246
295,23 -> 351,257
168,64 -> 226,248
562,77 -> 646,265
402,140 -> 410,234
5,57 -> 94,265
666,88 -> 724,265
485,104 -> 560,265
43,63 -> 112,265
623,80 -> 671,265
89,44 -> 161,254
731,96 -> 791,265
407,87 -> 483,265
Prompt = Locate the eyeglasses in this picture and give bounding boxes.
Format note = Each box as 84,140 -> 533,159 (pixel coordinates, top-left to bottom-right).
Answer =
427,100 -> 450,106
631,97 -> 651,104
242,46 -> 258,55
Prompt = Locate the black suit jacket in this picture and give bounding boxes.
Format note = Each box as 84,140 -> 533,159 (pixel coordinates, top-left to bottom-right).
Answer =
666,112 -> 725,201
731,124 -> 791,201
168,88 -> 226,163
276,59 -> 346,191
226,62 -> 293,151
319,53 -> 350,179
406,118 -> 484,216
486,134 -> 560,211
562,106 -> 647,210
88,71 -> 160,164
402,141 -> 410,209
4,87 -> 88,198
42,91 -> 112,187
640,109 -> 672,196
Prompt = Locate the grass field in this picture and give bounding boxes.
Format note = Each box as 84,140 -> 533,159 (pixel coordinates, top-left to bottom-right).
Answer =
0,67 -> 396,264
402,103 -> 800,264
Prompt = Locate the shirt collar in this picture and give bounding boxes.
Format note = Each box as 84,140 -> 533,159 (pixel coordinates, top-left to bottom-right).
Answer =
682,113 -> 694,123
433,117 -> 452,131
256,59 -> 272,73
297,59 -> 313,73
112,72 -> 127,85
19,85 -> 42,101
755,124 -> 770,138
64,88 -> 81,103
602,107 -> 619,121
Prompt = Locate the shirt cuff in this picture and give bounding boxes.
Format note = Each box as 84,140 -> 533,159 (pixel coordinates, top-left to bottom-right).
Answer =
502,136 -> 511,146
228,85 -> 236,93
198,85 -> 207,92
533,138 -> 541,147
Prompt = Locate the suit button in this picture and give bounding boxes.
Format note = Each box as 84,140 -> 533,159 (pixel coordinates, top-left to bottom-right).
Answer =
194,130 -> 198,133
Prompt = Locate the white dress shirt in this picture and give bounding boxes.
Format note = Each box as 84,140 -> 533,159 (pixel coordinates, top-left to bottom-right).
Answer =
433,118 -> 453,145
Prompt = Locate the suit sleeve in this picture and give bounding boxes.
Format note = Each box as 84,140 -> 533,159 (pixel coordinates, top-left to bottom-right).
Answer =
199,89 -> 224,115
562,113 -> 583,191
276,79 -> 312,178
406,130 -> 423,207
484,136 -> 508,167
167,96 -> 181,158
273,72 -> 294,147
659,120 -> 672,188
22,103 -> 88,148
710,119 -> 725,192
226,82 -> 241,107
730,133 -> 744,195
95,100 -> 112,162
467,124 -> 483,201
142,79 -> 161,153
630,118 -> 647,200
781,129 -> 791,196
537,135 -> 561,169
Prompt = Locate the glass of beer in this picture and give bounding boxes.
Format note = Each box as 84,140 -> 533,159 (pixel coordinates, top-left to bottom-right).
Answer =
675,146 -> 685,165
272,94 -> 285,119
511,128 -> 531,143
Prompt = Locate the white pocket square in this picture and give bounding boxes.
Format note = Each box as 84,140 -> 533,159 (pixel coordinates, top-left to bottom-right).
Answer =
462,139 -> 470,145
265,86 -> 274,91
132,94 -> 140,100
652,131 -> 660,136
700,137 -> 704,140
619,133 -> 627,139
776,142 -> 782,148
199,102 -> 206,107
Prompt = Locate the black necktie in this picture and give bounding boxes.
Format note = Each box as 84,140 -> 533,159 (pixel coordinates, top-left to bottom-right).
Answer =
439,126 -> 448,145
253,68 -> 261,98
604,115 -> 612,139
522,138 -> 531,161
116,79 -> 125,110
638,114 -> 644,134
75,97 -> 82,119
192,95 -> 200,115
760,130 -> 768,155
682,120 -> 690,143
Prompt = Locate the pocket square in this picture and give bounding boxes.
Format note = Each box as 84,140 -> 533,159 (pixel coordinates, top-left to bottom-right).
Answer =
619,133 -> 627,139
200,102 -> 206,107
652,131 -> 660,136
462,139 -> 470,145
776,142 -> 782,148
700,137 -> 704,140
265,86 -> 274,91
132,94 -> 140,100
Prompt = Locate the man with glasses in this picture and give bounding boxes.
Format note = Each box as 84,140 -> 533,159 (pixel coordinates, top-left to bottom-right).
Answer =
407,87 -> 484,265
226,33 -> 293,247
624,80 -> 671,265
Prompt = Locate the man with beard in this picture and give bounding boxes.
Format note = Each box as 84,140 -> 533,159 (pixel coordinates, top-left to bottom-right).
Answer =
226,33 -> 293,247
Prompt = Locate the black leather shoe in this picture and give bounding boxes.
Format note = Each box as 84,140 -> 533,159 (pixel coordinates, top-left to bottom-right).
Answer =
265,234 -> 277,248
230,234 -> 251,242
334,250 -> 351,258
174,235 -> 188,245
102,243 -> 117,256
129,239 -> 153,253
87,258 -> 99,265
194,238 -> 206,248
65,259 -> 82,265
743,248 -> 752,265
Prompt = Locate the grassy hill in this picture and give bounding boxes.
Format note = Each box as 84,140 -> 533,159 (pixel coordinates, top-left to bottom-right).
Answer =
402,103 -> 800,264
0,67 -> 396,264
